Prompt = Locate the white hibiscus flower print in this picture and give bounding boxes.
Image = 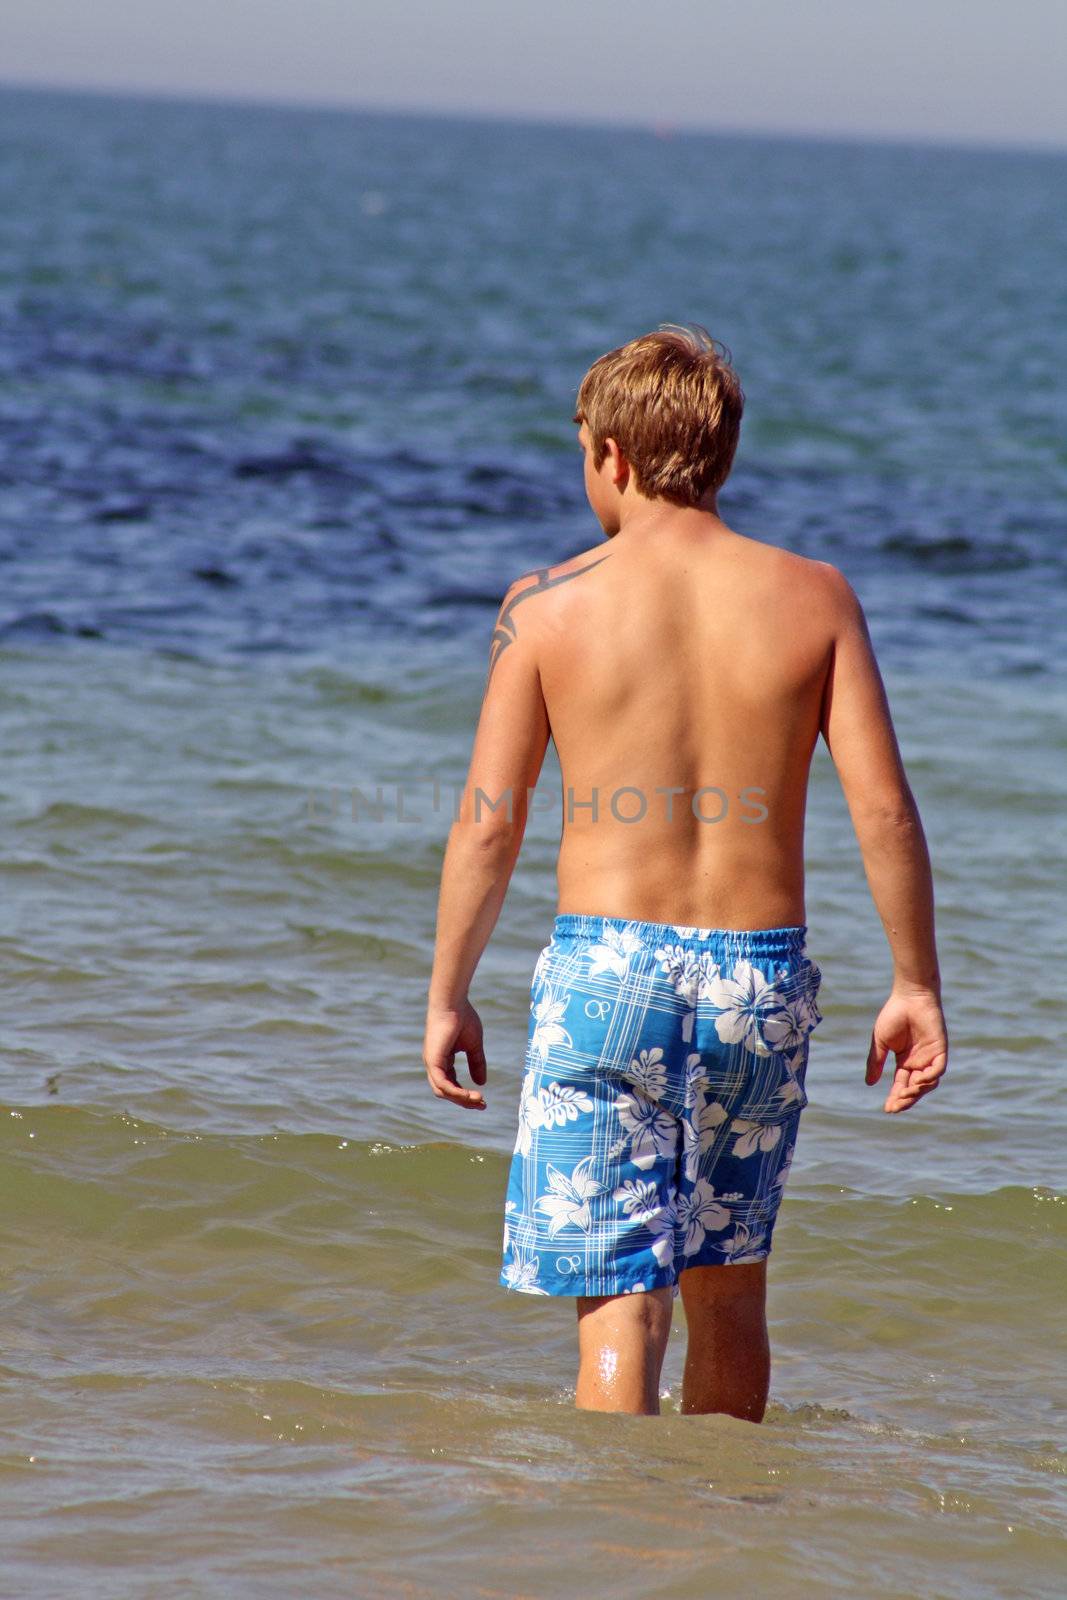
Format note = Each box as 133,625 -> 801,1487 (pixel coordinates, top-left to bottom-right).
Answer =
515,1074 -> 595,1156
671,926 -> 714,939
762,999 -> 809,1054
704,960 -> 786,1056
681,1088 -> 730,1182
533,1155 -> 607,1237
613,1178 -> 676,1263
676,1179 -> 744,1256
768,963 -> 823,1048
502,1243 -> 549,1294
615,1091 -> 678,1169
530,987 -> 573,1062
720,1221 -> 769,1263
655,945 -> 722,1005
764,976 -> 822,1052
613,1176 -> 672,1226
539,1081 -> 596,1126
587,924 -> 645,979
730,1117 -> 784,1158
695,954 -> 723,997
654,943 -> 700,1004
683,1051 -> 709,1090
626,1047 -> 669,1100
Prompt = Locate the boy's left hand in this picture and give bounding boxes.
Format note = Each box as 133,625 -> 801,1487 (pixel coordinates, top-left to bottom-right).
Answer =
423,1000 -> 488,1109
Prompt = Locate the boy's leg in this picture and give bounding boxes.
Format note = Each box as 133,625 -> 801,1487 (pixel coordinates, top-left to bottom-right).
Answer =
677,1260 -> 770,1421
576,1287 -> 675,1415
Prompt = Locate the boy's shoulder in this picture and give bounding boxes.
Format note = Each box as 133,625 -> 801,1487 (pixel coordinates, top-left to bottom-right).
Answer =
486,544 -> 609,677
786,550 -> 863,617
742,536 -> 860,613
496,542 -> 611,622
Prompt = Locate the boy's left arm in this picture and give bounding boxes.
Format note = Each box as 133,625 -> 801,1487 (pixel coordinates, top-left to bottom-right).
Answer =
423,581 -> 551,1110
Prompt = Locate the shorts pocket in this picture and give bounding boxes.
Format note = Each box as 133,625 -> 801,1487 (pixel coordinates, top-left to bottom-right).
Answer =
762,957 -> 823,1058
530,938 -> 558,996
800,958 -> 824,1037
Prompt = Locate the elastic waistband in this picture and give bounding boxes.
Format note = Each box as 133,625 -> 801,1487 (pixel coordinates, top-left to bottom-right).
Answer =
552,913 -> 808,959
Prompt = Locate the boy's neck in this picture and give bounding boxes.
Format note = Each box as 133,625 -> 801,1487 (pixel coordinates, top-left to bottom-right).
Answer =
608,488 -> 727,541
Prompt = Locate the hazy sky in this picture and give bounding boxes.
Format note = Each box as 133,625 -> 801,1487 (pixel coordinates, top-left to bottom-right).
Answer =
3,0 -> 1065,151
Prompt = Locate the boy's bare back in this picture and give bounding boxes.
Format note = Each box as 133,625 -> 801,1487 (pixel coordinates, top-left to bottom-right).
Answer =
506,520 -> 851,930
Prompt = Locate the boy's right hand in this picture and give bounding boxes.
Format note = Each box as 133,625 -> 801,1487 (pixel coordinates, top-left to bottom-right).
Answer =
423,999 -> 489,1110
865,986 -> 948,1113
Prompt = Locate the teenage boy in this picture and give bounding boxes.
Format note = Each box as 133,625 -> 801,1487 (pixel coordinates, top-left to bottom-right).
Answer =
423,325 -> 948,1419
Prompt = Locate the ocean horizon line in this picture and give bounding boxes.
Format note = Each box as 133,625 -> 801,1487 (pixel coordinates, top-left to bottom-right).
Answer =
1,74 -> 1065,162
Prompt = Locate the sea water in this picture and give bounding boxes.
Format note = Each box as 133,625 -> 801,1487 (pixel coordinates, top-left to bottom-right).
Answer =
0,86 -> 1064,1599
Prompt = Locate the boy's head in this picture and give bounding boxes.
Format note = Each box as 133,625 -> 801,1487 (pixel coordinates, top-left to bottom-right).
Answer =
573,324 -> 744,533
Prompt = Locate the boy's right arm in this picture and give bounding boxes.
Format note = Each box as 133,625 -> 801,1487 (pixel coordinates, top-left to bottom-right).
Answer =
818,566 -> 949,1114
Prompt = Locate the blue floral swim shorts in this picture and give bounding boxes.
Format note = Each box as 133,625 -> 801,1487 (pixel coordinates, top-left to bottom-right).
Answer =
499,914 -> 823,1299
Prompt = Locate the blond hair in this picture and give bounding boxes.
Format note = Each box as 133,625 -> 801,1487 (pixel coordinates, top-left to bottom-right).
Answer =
573,323 -> 744,507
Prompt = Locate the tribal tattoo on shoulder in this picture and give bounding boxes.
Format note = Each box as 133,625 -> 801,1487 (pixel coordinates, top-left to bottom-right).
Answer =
487,556 -> 609,685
